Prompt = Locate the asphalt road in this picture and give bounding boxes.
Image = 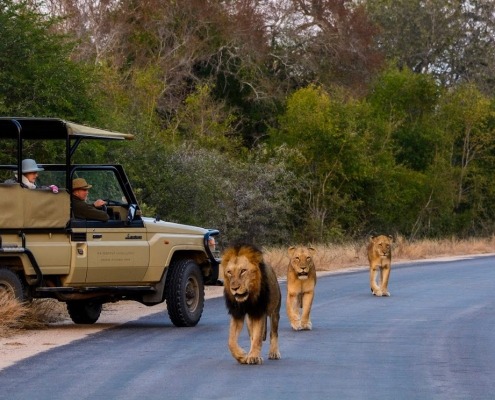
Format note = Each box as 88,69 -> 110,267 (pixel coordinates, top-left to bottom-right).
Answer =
1,255 -> 494,400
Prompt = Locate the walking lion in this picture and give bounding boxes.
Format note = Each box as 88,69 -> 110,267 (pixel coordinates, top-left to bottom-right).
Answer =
221,243 -> 281,365
286,246 -> 317,330
367,235 -> 393,296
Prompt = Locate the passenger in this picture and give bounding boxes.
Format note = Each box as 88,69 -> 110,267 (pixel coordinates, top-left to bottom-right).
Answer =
71,178 -> 109,221
4,159 -> 58,192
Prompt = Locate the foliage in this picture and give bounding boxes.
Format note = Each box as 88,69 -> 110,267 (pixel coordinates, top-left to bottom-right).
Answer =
165,83 -> 241,152
436,84 -> 495,235
365,71 -> 495,238
367,67 -> 441,171
0,0 -> 98,122
270,70 -> 495,241
123,139 -> 298,246
366,0 -> 495,94
271,85 -> 372,242
2,0 -> 495,244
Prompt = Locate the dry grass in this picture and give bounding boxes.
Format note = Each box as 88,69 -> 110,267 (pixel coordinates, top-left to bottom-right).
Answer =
0,295 -> 66,338
0,236 -> 494,337
265,235 -> 495,277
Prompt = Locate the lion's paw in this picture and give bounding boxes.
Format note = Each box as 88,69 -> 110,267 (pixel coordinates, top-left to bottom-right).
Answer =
382,290 -> 391,297
372,289 -> 383,297
290,322 -> 303,331
235,352 -> 248,364
301,321 -> 312,330
245,355 -> 263,365
268,351 -> 281,360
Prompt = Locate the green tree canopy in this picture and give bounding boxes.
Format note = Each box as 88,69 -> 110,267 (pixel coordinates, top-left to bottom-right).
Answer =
0,0 -> 98,122
271,85 -> 372,241
367,67 -> 440,171
367,0 -> 495,94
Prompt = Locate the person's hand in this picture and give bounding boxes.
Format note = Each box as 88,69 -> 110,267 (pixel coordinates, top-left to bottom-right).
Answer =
49,185 -> 59,193
94,199 -> 107,208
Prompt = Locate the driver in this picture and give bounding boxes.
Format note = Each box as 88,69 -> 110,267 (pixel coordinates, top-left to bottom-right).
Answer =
71,178 -> 109,221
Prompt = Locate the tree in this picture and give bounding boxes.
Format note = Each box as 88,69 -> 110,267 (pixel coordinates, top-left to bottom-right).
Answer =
264,0 -> 384,93
367,67 -> 440,171
364,68 -> 448,238
166,83 -> 240,152
271,85 -> 372,241
366,0 -> 495,94
44,0 -> 386,148
123,139 -> 298,246
366,71 -> 495,238
436,84 -> 495,235
0,0 -> 98,121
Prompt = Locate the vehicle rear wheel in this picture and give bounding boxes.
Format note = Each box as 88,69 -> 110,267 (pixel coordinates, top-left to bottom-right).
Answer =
0,268 -> 25,302
66,300 -> 102,324
165,259 -> 205,327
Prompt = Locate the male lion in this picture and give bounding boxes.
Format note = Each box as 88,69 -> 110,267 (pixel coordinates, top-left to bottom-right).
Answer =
221,243 -> 281,365
286,246 -> 317,330
367,235 -> 393,297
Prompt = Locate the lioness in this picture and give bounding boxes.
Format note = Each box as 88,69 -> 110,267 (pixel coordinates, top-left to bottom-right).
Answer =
367,235 -> 393,296
286,246 -> 316,330
221,243 -> 281,365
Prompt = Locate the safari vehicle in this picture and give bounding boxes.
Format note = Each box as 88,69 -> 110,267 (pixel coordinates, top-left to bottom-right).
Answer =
0,117 -> 220,327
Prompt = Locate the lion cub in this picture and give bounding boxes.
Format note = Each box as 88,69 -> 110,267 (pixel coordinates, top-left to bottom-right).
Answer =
221,243 -> 281,365
367,235 -> 393,297
286,246 -> 317,331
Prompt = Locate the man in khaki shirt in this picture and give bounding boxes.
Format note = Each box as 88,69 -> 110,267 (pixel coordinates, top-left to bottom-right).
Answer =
71,178 -> 109,221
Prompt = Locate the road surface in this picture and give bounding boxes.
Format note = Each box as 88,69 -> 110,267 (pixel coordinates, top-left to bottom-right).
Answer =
1,255 -> 494,400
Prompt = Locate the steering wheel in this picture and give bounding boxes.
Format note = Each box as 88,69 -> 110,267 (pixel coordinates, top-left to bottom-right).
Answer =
103,199 -> 122,207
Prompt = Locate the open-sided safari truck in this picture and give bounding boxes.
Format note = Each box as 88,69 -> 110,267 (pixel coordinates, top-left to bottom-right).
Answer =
0,117 -> 220,326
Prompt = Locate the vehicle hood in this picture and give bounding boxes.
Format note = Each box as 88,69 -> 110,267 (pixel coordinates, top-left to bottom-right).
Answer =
142,217 -> 210,235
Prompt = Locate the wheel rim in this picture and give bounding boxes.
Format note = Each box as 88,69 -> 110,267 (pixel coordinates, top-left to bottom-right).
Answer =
185,276 -> 199,311
0,282 -> 15,297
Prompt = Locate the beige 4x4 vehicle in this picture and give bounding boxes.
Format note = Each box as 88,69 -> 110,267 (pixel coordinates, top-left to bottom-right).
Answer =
0,117 -> 220,326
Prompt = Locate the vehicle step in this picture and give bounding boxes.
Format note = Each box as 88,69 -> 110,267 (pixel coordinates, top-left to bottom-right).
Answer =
35,286 -> 156,293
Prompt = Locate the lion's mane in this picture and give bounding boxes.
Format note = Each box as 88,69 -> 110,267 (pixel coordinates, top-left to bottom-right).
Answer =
224,258 -> 271,319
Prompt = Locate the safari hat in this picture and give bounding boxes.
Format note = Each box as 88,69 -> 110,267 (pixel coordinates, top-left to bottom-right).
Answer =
22,159 -> 44,173
72,178 -> 92,190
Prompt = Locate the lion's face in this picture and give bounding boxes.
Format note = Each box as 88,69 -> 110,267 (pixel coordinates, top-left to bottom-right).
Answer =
369,235 -> 392,257
288,246 -> 316,280
221,245 -> 263,303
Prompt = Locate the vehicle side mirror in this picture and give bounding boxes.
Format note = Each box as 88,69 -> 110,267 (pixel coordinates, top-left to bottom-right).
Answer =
127,204 -> 137,225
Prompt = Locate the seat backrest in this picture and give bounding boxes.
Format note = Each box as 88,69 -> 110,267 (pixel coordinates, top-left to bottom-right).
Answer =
0,184 -> 70,229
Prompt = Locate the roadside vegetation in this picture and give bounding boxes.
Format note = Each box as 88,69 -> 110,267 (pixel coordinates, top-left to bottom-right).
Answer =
267,236 -> 495,277
1,237 -> 494,337
0,294 -> 66,338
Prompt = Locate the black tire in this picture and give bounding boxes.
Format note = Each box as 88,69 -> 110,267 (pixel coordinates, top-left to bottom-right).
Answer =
0,268 -> 25,302
165,259 -> 205,327
66,300 -> 102,324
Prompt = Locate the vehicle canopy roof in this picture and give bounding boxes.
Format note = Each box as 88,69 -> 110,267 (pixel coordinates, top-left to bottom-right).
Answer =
0,117 -> 134,141
0,117 -> 135,189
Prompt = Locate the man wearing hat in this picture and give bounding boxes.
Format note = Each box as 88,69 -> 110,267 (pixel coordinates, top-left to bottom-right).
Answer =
72,178 -> 109,221
4,159 -> 58,192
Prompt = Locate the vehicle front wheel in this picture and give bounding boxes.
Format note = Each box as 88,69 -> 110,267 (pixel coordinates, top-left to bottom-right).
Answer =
66,300 -> 102,324
165,259 -> 205,327
0,268 -> 25,302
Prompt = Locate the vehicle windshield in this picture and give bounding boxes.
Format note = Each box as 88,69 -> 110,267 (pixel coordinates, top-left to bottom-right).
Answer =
72,169 -> 129,205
